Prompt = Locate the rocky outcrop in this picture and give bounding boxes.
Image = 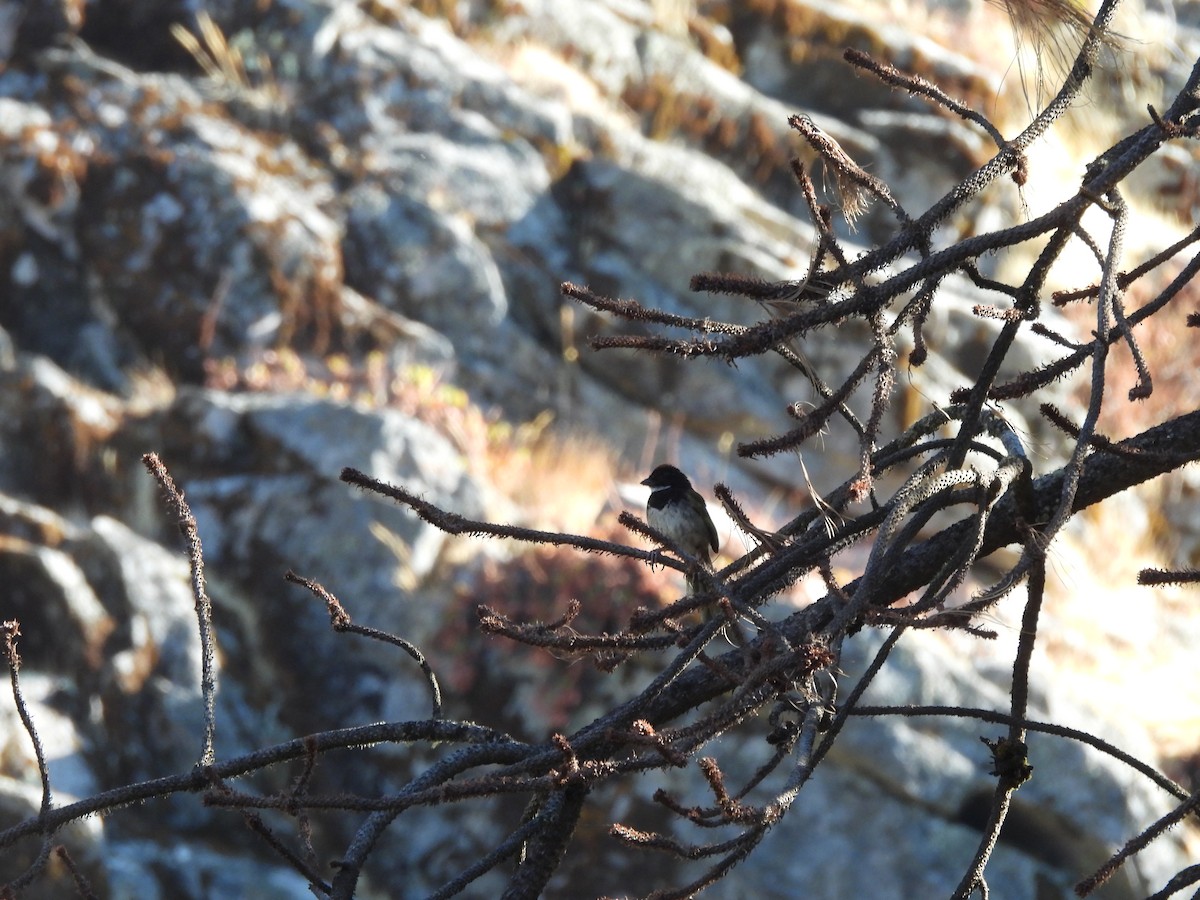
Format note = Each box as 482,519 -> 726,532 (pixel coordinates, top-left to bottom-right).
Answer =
0,0 -> 1197,897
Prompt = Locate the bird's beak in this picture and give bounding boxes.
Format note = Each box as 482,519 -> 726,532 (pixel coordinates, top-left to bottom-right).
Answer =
640,477 -> 652,487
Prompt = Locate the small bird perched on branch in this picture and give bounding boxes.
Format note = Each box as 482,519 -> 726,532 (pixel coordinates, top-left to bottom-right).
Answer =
641,464 -> 719,596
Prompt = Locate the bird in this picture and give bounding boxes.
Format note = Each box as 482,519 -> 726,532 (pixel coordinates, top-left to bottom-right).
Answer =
641,464 -> 719,597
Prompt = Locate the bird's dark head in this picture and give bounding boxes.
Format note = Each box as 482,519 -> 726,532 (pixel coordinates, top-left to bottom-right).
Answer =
641,464 -> 691,491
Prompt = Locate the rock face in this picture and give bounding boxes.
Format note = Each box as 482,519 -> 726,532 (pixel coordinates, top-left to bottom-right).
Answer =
0,1 -> 1197,897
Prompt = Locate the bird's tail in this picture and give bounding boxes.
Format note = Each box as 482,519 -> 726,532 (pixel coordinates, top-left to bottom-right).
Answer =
685,555 -> 714,598
690,559 -> 745,644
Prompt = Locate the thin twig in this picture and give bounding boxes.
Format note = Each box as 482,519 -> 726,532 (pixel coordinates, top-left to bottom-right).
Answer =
1,621 -> 55,892
285,571 -> 444,720
141,453 -> 218,766
1076,789 -> 1200,896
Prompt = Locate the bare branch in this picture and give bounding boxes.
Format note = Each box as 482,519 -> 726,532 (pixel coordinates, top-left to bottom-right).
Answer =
1,621 -> 54,893
285,571 -> 444,719
141,453 -> 218,766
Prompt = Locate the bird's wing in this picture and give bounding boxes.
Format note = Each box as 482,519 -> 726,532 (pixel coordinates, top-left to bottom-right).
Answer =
703,504 -> 719,555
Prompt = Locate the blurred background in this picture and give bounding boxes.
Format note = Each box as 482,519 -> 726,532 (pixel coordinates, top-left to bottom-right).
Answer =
1,0 -> 1199,896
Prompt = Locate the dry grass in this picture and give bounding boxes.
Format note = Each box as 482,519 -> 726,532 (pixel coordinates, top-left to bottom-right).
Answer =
171,12 -> 284,111
205,348 -> 617,534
